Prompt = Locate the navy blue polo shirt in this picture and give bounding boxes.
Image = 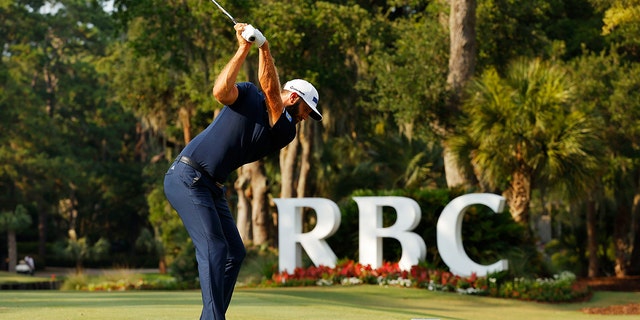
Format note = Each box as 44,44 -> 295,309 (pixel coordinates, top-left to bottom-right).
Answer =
180,82 -> 296,182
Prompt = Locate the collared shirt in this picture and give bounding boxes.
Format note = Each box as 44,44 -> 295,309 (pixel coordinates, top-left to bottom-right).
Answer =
180,82 -> 296,182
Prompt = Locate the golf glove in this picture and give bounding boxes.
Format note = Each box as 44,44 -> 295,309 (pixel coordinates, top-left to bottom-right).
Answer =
242,25 -> 266,47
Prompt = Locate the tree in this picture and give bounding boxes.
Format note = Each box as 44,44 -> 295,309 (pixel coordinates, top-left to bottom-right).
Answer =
60,229 -> 110,274
110,0 -> 235,263
445,0 -> 477,188
598,0 -> 640,60
450,58 -> 604,228
135,228 -> 165,272
571,50 -> 640,276
366,5 -> 449,152
0,0 -> 53,262
145,185 -> 179,274
0,205 -> 33,272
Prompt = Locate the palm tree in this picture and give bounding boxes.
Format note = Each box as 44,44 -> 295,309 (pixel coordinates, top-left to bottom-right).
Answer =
0,205 -> 32,272
449,58 -> 604,229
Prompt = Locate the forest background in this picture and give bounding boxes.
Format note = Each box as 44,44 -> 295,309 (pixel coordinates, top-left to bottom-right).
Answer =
1,0 -> 639,283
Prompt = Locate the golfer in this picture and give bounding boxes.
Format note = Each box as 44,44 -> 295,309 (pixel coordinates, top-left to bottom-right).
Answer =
163,23 -> 321,320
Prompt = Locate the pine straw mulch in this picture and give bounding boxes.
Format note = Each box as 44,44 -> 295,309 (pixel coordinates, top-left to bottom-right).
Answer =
578,276 -> 640,315
581,303 -> 640,315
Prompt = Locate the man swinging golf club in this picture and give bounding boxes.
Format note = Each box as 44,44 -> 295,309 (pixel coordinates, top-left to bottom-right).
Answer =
163,21 -> 322,320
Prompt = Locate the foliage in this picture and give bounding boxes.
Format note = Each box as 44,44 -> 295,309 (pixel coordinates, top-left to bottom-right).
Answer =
237,245 -> 279,287
568,49 -> 640,276
60,270 -> 182,291
0,205 -> 34,271
545,238 -> 585,275
598,0 -> 640,60
448,57 -> 605,230
168,238 -> 198,286
268,260 -> 590,303
55,233 -> 111,273
1,0 -> 147,270
454,58 -> 603,194
0,205 -> 32,232
493,271 -> 590,302
1,0 -> 640,279
365,6 -> 449,139
315,135 -> 445,201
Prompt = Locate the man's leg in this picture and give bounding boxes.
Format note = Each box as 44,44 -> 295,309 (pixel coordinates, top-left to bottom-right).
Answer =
164,165 -> 228,320
215,196 -> 247,310
189,205 -> 228,320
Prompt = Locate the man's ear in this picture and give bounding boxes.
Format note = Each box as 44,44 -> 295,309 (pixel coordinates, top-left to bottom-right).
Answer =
288,92 -> 300,104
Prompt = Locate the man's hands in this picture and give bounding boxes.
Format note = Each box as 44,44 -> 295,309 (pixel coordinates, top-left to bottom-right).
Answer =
242,25 -> 266,47
235,23 -> 266,48
212,23 -> 269,106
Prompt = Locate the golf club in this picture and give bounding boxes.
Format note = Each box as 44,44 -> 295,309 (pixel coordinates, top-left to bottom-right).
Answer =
209,0 -> 237,25
209,0 -> 260,43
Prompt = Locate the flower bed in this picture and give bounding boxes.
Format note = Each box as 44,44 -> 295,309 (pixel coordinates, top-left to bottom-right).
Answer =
268,260 -> 591,303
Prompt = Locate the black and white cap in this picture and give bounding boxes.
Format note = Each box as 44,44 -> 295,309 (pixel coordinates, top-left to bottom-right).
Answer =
284,79 -> 322,121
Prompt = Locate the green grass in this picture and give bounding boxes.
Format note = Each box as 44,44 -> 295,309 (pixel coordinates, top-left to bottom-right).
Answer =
0,271 -> 53,283
1,286 -> 639,320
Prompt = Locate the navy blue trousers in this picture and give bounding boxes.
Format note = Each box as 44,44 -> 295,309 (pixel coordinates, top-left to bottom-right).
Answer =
164,161 -> 246,320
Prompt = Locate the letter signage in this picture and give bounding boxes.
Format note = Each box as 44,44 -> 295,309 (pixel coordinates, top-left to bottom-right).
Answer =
274,198 -> 341,273
354,196 -> 426,271
436,193 -> 508,276
274,193 -> 508,277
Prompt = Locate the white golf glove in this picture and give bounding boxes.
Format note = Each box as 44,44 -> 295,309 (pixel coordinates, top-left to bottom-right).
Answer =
242,24 -> 266,47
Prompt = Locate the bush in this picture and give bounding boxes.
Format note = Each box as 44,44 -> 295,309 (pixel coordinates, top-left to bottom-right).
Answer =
169,239 -> 198,287
237,246 -> 279,287
268,260 -> 590,303
60,273 -> 90,291
491,271 -> 590,302
61,270 -> 182,291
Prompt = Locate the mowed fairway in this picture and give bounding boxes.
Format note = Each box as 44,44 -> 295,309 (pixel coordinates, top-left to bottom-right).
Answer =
1,286 -> 638,320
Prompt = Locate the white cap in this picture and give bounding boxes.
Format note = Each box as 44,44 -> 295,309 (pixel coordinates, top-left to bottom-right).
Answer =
283,79 -> 322,121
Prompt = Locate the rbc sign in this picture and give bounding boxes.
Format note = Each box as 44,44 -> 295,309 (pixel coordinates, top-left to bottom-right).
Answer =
273,193 -> 509,277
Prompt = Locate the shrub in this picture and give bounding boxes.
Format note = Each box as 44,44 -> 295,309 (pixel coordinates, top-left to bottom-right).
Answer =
269,260 -> 590,303
491,271 -> 590,302
60,270 -> 182,291
237,246 -> 279,286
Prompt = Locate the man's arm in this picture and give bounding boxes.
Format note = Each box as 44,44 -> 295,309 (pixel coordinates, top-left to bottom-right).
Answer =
213,24 -> 253,105
258,42 -> 284,127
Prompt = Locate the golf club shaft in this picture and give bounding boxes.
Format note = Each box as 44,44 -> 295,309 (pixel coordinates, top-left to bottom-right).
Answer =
210,0 -> 237,24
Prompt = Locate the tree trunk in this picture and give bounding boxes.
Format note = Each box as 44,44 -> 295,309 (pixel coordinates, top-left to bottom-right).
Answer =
297,121 -> 313,198
179,106 -> 192,144
280,134 -> 299,198
503,169 -> 531,226
38,206 -> 47,266
444,0 -> 477,188
613,204 -> 631,277
235,165 -> 252,244
158,257 -> 167,274
443,146 -> 467,188
447,0 -> 477,92
43,65 -> 58,117
75,258 -> 83,274
630,192 -> 640,275
247,161 -> 269,245
7,231 -> 17,272
586,200 -> 599,277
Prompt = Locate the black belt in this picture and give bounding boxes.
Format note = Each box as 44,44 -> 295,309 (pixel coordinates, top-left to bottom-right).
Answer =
176,156 -> 224,188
